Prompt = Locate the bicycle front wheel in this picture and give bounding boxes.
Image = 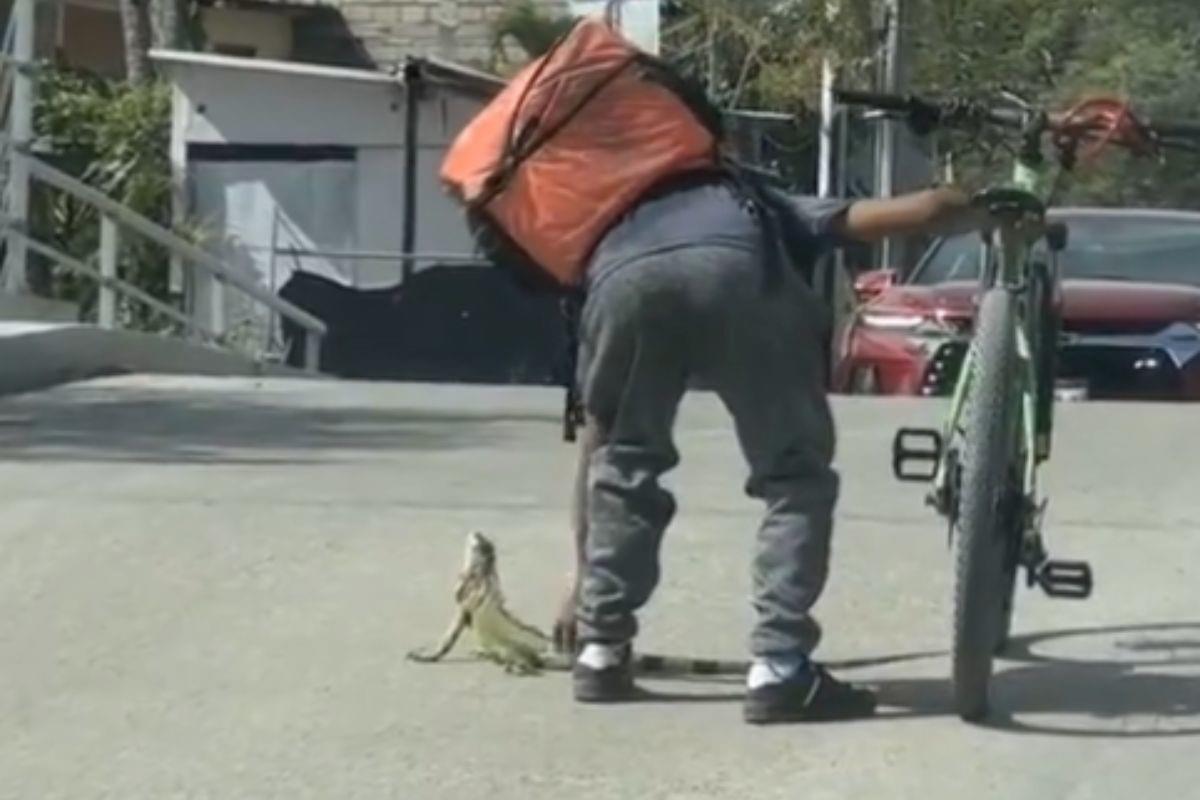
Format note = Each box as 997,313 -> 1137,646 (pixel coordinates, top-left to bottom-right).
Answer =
953,288 -> 1022,721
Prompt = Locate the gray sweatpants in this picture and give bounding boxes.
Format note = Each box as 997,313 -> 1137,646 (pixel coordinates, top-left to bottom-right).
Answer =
575,244 -> 839,658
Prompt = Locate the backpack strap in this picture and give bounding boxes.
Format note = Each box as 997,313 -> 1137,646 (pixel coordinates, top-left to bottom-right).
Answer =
479,27 -> 638,208
559,291 -> 586,442
721,159 -> 791,292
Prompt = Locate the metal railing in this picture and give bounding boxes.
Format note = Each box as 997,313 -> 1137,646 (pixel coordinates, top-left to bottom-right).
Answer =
0,0 -> 328,371
4,221 -> 222,345
272,246 -> 489,269
0,138 -> 328,370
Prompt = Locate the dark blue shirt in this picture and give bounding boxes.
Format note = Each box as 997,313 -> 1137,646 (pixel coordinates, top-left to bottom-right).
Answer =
586,178 -> 852,289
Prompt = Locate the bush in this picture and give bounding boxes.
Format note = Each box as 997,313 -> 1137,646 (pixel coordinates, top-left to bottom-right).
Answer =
30,67 -> 188,331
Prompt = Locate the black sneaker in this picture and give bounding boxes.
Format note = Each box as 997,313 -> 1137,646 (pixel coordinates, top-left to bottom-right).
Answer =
572,644 -> 636,703
743,664 -> 877,724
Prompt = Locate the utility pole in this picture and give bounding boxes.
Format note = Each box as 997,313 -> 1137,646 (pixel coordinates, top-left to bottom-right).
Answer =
3,0 -> 35,294
878,0 -> 901,199
817,56 -> 836,199
706,17 -> 716,95
818,53 -> 844,378
817,1 -> 845,379
876,0 -> 910,270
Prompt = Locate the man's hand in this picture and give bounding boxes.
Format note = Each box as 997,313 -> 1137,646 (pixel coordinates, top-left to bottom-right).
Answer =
551,570 -> 580,654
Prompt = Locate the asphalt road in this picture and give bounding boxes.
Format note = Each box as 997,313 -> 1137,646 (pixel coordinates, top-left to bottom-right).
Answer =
1,376 -> 1197,799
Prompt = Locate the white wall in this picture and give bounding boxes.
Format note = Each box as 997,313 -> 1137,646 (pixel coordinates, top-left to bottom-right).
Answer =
354,147 -> 407,283
174,62 -> 487,150
190,159 -> 359,287
176,64 -> 405,147
163,57 -> 490,339
412,91 -> 489,262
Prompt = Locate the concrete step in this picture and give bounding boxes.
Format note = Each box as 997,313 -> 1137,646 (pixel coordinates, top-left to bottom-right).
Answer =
0,322 -> 312,397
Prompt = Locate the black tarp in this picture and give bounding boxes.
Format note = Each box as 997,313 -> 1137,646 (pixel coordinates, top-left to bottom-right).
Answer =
278,266 -> 569,386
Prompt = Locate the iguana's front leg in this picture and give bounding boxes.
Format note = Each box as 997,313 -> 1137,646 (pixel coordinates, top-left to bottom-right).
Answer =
500,641 -> 548,675
500,647 -> 544,676
504,660 -> 541,676
407,610 -> 469,663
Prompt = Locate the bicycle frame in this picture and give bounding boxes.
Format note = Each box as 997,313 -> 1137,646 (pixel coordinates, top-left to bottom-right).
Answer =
930,146 -> 1063,522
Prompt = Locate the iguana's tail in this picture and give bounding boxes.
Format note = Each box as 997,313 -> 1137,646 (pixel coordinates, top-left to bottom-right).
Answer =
539,650 -> 748,676
633,653 -> 749,676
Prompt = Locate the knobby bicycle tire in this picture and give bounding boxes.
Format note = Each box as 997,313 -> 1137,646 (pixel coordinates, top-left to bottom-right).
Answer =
953,287 -> 1022,721
994,260 -> 1057,654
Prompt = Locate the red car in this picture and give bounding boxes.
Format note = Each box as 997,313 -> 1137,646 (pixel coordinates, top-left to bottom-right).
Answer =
834,208 -> 1200,400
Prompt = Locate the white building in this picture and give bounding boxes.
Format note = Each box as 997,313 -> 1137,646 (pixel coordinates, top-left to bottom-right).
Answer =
153,50 -> 567,382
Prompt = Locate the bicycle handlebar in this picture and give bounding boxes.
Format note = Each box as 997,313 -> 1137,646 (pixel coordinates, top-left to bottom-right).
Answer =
1144,117 -> 1200,140
834,87 -> 1200,155
834,89 -> 1026,132
832,89 -> 921,116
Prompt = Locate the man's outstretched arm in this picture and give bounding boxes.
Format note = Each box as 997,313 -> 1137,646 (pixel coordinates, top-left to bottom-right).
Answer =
839,186 -> 991,243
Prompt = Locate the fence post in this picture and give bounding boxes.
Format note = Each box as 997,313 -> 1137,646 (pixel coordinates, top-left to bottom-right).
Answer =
303,332 -> 321,373
2,0 -> 35,294
98,215 -> 119,329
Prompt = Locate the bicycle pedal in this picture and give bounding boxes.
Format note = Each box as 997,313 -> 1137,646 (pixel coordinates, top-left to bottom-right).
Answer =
1036,560 -> 1093,599
892,427 -> 942,482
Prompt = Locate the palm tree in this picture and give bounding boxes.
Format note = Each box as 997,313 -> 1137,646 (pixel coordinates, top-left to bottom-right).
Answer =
120,0 -> 191,84
119,0 -> 152,84
151,0 -> 187,50
490,0 -> 576,71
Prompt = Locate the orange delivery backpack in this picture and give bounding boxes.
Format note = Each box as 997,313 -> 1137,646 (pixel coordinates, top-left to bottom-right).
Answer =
439,15 -> 728,292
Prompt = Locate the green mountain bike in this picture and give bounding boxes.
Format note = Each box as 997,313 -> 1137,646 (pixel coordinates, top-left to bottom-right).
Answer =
835,88 -> 1198,721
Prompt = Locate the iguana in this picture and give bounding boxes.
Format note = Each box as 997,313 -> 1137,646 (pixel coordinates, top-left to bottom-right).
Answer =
406,531 -> 748,676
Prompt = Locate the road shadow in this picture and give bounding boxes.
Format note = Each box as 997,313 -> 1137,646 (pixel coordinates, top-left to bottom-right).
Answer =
404,648 -> 947,707
402,624 -> 1199,733
619,623 -> 1200,736
0,387 -> 560,465
573,649 -> 949,707
872,622 -> 1200,738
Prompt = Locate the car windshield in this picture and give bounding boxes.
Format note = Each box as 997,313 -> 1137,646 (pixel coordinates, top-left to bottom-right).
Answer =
910,215 -> 1200,288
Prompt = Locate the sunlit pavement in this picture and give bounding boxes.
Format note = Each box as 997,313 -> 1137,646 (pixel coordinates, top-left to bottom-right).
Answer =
2,376 -> 1197,798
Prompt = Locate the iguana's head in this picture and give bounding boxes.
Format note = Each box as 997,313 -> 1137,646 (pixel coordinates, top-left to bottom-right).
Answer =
463,530 -> 497,578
